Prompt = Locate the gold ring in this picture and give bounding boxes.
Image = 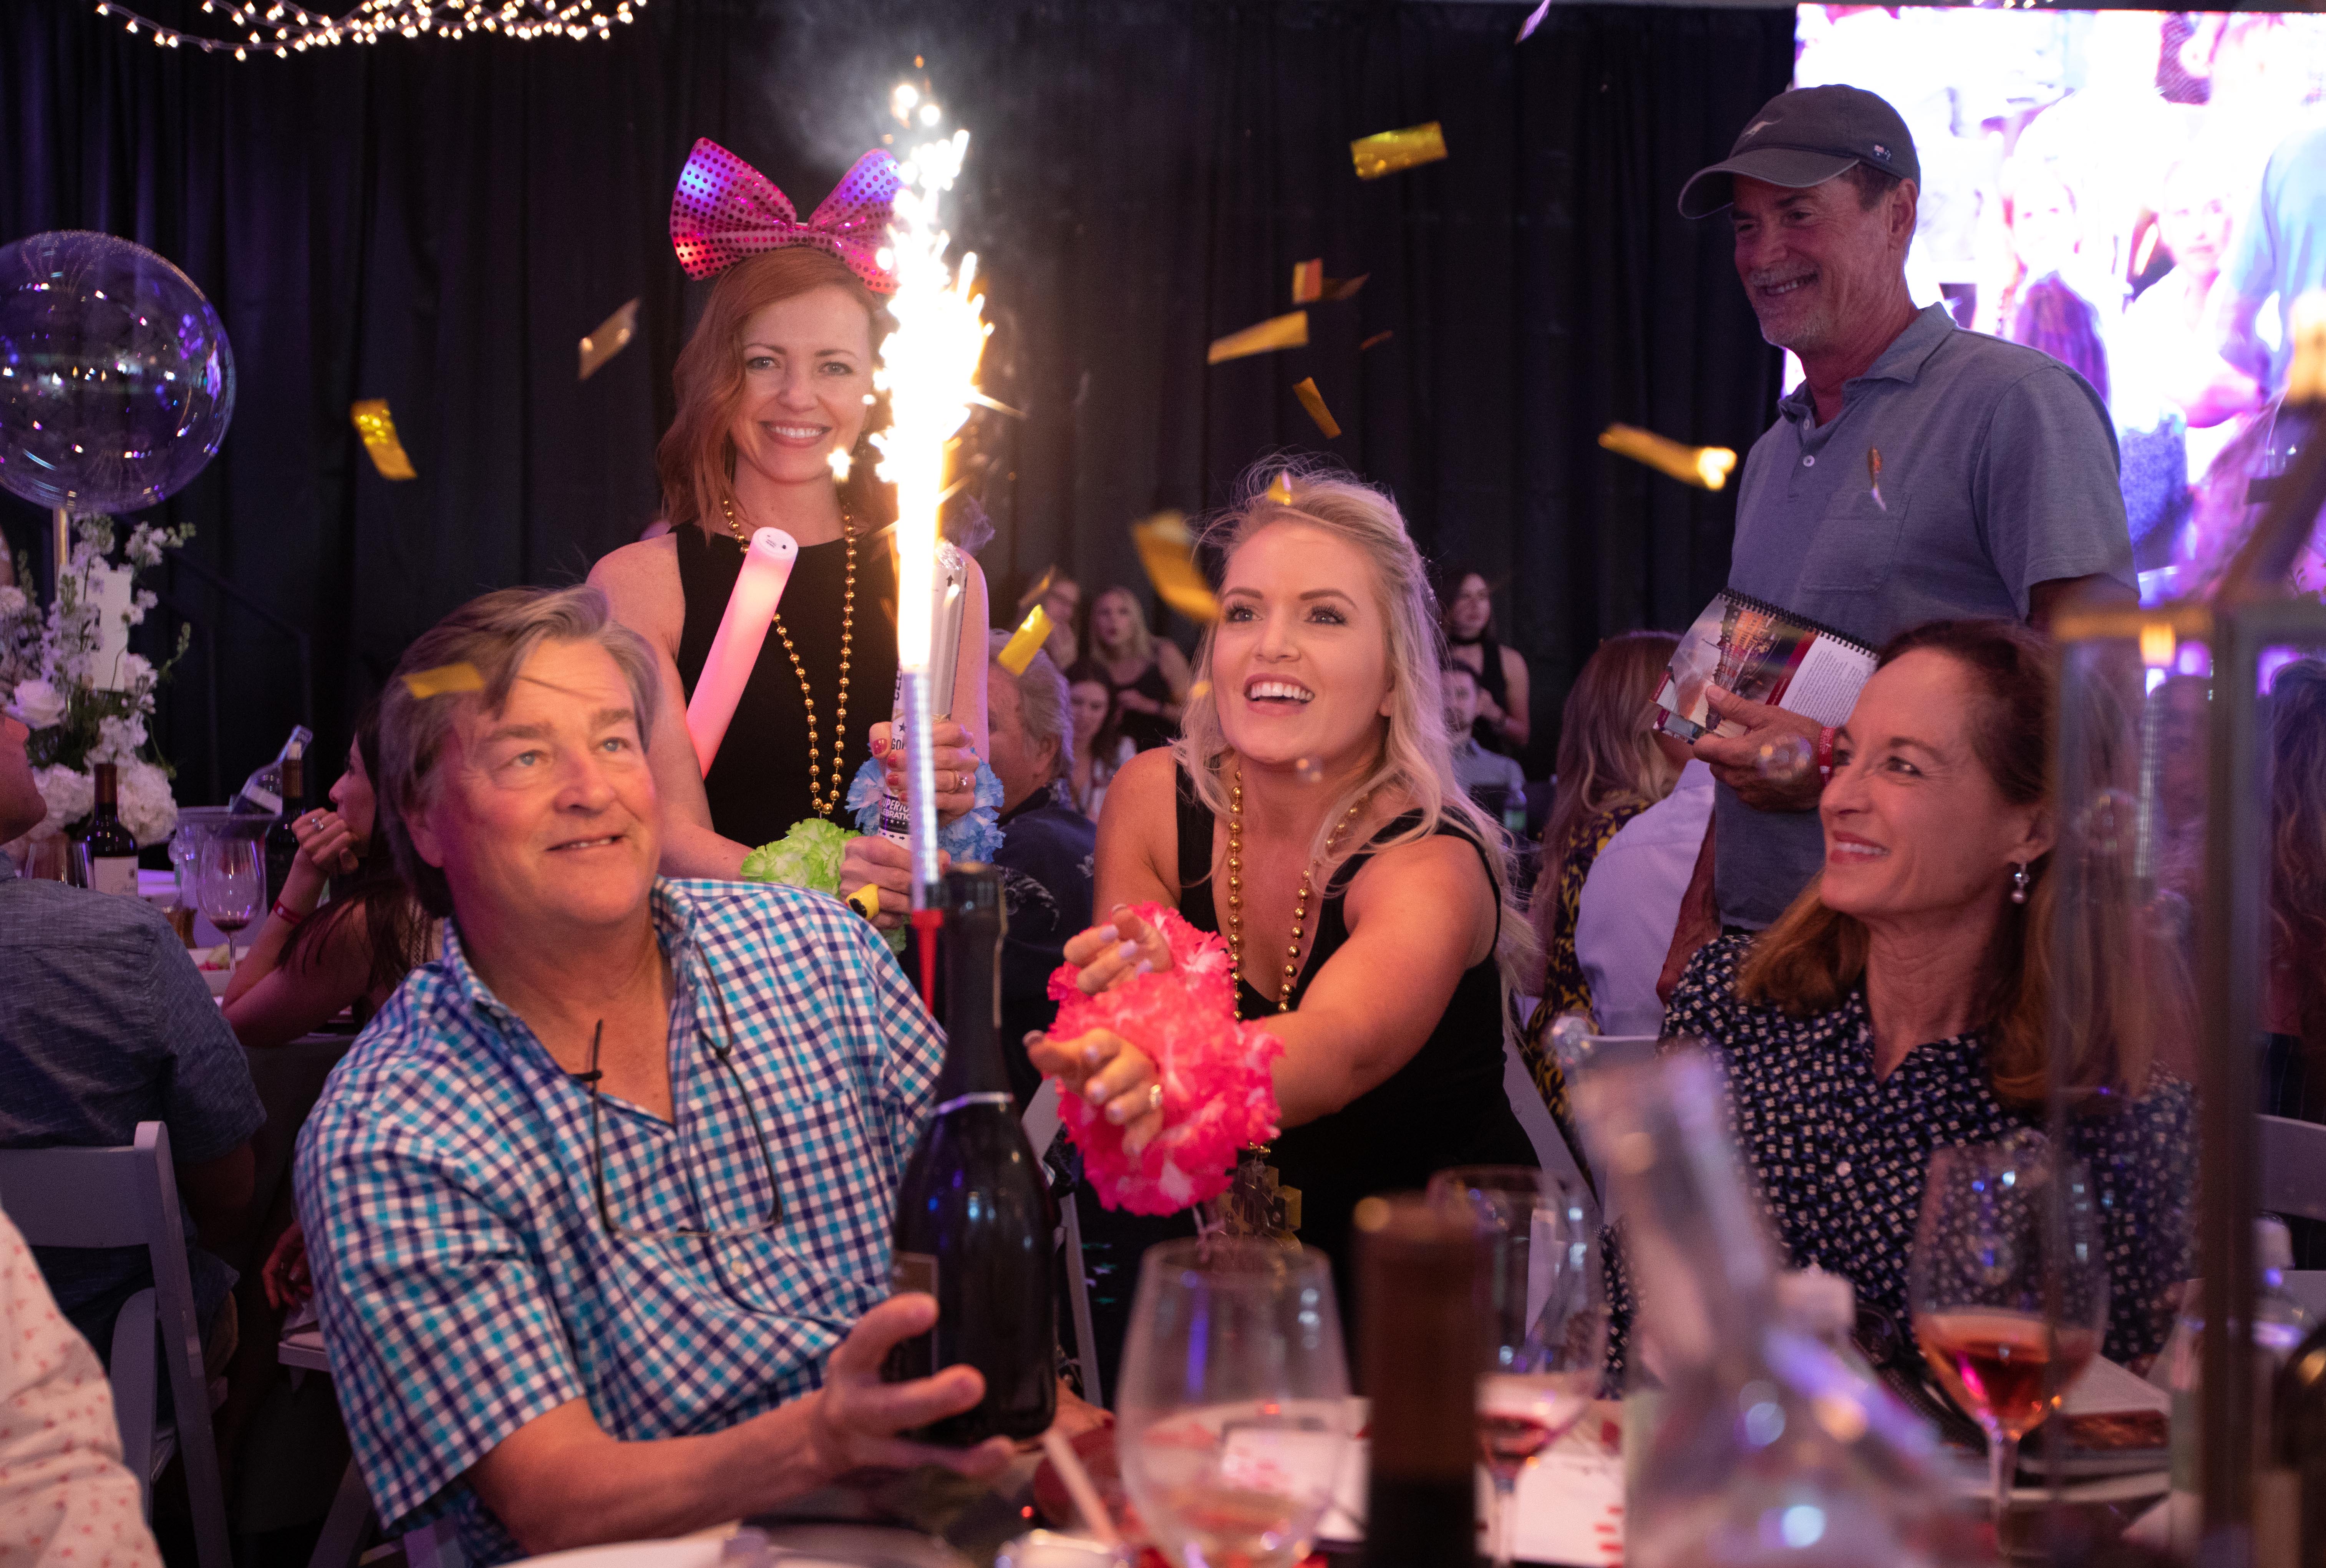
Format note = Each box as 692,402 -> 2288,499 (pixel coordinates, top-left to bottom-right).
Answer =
1146,1082 -> 1163,1114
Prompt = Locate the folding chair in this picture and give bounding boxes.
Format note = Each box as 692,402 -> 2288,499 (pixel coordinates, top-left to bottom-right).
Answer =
1023,1079 -> 1103,1408
0,1122 -> 231,1568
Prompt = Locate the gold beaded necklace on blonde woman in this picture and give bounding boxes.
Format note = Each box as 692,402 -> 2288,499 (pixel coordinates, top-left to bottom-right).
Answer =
1223,762 -> 1366,1018
721,494 -> 855,819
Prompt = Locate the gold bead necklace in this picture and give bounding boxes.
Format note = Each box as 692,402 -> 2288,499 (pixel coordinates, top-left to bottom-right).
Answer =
1224,763 -> 1366,1017
721,495 -> 855,819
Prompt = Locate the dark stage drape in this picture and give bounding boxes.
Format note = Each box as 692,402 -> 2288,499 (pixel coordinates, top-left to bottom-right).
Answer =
0,0 -> 1791,798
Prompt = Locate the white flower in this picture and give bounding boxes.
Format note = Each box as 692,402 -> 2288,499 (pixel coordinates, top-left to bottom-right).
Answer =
116,758 -> 179,847
91,714 -> 148,763
114,652 -> 153,691
27,766 -> 92,842
7,678 -> 68,730
0,586 -> 25,619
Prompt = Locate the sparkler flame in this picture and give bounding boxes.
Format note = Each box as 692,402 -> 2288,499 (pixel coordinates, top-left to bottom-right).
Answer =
872,125 -> 990,674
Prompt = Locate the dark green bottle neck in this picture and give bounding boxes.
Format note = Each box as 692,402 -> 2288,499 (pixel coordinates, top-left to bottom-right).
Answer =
932,909 -> 1010,1105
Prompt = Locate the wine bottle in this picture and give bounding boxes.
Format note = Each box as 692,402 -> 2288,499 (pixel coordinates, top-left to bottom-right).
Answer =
230,724 -> 312,816
882,864 -> 1058,1443
78,762 -> 141,897
263,752 -> 305,910
1354,1194 -> 1482,1568
2280,1317 -> 2326,1566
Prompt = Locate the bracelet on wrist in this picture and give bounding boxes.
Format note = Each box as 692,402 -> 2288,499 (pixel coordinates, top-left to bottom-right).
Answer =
271,899 -> 308,927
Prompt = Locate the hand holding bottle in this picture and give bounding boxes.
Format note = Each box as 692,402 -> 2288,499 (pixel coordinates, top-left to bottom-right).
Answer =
807,1294 -> 1017,1480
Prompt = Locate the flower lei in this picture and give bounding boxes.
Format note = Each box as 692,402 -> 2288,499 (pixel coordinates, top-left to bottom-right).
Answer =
1047,903 -> 1285,1215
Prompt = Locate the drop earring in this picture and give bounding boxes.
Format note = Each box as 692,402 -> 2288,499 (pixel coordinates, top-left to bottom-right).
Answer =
2009,863 -> 2030,905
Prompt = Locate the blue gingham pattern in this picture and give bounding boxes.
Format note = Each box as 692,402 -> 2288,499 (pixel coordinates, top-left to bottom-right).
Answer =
293,880 -> 941,1566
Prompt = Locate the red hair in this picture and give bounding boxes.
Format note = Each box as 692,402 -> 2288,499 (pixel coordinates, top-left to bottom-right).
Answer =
655,247 -> 891,534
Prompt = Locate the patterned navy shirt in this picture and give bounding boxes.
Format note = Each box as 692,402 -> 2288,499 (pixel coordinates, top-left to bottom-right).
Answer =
1645,934 -> 2194,1368
294,880 -> 943,1565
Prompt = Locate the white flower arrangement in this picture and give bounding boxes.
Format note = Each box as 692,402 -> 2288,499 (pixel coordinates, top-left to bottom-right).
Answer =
1,517 -> 194,847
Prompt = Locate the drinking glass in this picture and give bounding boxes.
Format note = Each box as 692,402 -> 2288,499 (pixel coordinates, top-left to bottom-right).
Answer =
1115,1238 -> 1353,1568
1429,1165 -> 1607,1568
1909,1140 -> 2109,1527
195,836 -> 264,979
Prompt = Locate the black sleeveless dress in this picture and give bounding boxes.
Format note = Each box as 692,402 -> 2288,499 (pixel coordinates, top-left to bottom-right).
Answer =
1066,768 -> 1537,1399
1451,632 -> 1517,756
672,524 -> 900,849
1112,660 -> 1179,753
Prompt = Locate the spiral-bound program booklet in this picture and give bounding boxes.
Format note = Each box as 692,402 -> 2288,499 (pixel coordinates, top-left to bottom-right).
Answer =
1652,590 -> 1880,742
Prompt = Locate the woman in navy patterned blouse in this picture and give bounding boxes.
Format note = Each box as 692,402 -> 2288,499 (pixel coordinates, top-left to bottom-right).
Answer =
1651,619 -> 2195,1371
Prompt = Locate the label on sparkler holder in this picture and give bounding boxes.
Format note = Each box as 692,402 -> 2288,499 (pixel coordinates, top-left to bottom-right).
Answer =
880,543 -> 970,845
880,866 -> 1057,1444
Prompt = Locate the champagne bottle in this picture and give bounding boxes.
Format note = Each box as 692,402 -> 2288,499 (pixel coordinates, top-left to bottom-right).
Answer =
230,725 -> 312,816
263,753 -> 305,910
2278,1316 -> 2326,1565
882,864 -> 1058,1443
1354,1194 -> 1482,1568
77,762 -> 141,897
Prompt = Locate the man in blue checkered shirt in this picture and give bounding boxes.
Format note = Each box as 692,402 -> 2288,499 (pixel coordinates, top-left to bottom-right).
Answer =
294,587 -> 1016,1566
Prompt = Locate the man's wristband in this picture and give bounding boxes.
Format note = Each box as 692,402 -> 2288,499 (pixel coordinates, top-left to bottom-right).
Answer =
1817,726 -> 1837,782
271,899 -> 308,927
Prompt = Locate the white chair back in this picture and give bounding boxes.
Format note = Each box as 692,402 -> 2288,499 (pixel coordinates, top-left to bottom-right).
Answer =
2260,1114 -> 2326,1224
0,1122 -> 231,1568
1022,1081 -> 1102,1408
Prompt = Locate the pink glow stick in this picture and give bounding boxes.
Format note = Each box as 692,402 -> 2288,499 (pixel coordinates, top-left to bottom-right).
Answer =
686,527 -> 798,773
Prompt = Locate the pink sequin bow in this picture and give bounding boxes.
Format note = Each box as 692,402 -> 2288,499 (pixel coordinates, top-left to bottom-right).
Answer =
668,139 -> 901,294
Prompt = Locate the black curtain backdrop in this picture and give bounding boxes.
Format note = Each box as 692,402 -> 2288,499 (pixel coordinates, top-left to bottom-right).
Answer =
0,0 -> 1790,801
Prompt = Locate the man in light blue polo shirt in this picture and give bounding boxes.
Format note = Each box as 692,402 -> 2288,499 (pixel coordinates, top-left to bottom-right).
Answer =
1673,85 -> 2135,931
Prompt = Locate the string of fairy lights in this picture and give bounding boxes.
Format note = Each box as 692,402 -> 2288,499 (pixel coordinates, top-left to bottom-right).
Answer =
86,0 -> 643,58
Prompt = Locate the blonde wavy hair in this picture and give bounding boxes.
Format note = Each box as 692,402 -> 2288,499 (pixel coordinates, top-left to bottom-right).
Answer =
1174,461 -> 1537,989
1089,585 -> 1157,668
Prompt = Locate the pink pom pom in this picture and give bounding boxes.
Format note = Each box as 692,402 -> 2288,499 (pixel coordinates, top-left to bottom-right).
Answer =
1047,906 -> 1283,1215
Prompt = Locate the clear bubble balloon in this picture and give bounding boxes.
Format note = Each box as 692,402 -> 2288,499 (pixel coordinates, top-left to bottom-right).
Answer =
1294,756 -> 1323,785
1756,733 -> 1815,784
0,230 -> 236,514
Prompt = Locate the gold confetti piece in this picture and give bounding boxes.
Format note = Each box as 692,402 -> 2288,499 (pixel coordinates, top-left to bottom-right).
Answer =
1321,273 -> 1369,303
847,882 -> 882,921
578,297 -> 640,381
1016,564 -> 1058,615
1293,377 -> 1342,439
400,662 -> 485,699
1188,680 -> 1212,701
1132,510 -> 1220,623
1598,423 -> 1738,492
996,605 -> 1055,675
2289,290 -> 2326,405
1351,122 -> 1447,181
968,391 -> 1026,419
1207,310 -> 1309,365
1359,330 -> 1394,352
1292,259 -> 1325,304
350,399 -> 417,481
1267,472 -> 1295,505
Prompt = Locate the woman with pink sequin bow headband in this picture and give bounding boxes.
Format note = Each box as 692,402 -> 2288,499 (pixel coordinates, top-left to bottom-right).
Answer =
587,139 -> 991,918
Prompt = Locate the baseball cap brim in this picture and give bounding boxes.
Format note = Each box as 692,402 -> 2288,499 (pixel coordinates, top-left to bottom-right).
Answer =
1677,148 -> 1863,219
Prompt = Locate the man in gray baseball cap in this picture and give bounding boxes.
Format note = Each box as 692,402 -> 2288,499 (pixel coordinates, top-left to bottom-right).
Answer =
1670,83 -> 2135,935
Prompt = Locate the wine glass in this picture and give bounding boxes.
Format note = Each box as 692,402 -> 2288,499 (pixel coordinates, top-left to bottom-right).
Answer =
1428,1165 -> 1607,1568
1115,1238 -> 1353,1568
196,836 -> 264,980
1909,1140 -> 2109,1528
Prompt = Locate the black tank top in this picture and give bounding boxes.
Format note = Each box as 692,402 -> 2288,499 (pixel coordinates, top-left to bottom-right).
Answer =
1453,632 -> 1514,755
672,523 -> 900,849
1172,767 -> 1536,1313
1114,660 -> 1178,753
